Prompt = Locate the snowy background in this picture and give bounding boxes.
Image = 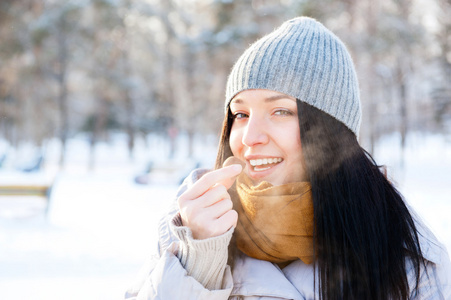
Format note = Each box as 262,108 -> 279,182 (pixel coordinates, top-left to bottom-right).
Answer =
0,132 -> 450,300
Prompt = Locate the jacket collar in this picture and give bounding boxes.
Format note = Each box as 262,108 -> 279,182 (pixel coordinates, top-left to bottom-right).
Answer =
229,218 -> 446,300
231,255 -> 310,299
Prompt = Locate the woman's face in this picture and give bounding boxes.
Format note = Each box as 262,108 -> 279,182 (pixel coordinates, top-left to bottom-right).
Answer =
229,89 -> 307,185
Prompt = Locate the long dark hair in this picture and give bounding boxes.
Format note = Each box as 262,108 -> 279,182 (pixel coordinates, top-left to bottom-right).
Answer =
215,99 -> 426,299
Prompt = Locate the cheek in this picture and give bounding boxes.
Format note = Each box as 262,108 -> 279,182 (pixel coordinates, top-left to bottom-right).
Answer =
289,134 -> 308,181
278,124 -> 305,172
229,126 -> 243,156
292,131 -> 304,162
277,123 -> 302,154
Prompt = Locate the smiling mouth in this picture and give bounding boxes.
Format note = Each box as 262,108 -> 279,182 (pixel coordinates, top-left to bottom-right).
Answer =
249,158 -> 283,171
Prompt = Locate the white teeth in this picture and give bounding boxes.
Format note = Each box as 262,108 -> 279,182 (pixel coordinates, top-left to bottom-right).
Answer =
249,158 -> 282,166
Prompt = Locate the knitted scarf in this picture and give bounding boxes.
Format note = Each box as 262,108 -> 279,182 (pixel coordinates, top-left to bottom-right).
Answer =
230,172 -> 314,264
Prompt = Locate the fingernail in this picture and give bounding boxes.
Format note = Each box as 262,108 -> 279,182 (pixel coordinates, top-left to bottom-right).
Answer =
223,156 -> 245,169
231,164 -> 243,172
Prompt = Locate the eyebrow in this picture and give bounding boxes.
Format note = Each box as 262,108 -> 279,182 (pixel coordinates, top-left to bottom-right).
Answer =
231,94 -> 295,104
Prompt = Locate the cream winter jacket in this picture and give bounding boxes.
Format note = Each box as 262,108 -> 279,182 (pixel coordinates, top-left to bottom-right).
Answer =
125,169 -> 451,300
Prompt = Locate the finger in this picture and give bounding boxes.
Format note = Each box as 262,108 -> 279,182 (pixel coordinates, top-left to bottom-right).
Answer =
222,156 -> 246,169
216,209 -> 238,232
199,209 -> 238,238
216,175 -> 239,191
204,197 -> 234,219
180,164 -> 242,200
218,156 -> 246,189
178,185 -> 229,228
197,184 -> 229,208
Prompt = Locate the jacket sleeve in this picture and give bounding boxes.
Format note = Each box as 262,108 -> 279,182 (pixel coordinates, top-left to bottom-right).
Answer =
124,169 -> 234,300
171,213 -> 234,290
408,250 -> 451,299
407,213 -> 451,299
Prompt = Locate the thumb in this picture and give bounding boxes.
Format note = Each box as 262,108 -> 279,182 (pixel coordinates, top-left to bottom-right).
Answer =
217,156 -> 245,189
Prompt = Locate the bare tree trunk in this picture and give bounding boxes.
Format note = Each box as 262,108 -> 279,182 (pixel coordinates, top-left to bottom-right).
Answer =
122,0 -> 135,160
168,126 -> 178,159
366,0 -> 379,155
187,130 -> 194,159
185,49 -> 196,159
160,0 -> 177,159
397,63 -> 408,149
89,95 -> 108,170
124,89 -> 135,159
121,51 -> 135,160
56,23 -> 69,168
397,0 -> 412,167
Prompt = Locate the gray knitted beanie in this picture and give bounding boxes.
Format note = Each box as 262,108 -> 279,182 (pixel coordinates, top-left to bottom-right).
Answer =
225,17 -> 361,136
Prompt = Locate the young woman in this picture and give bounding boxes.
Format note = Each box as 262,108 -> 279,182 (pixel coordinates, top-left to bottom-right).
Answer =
125,17 -> 451,300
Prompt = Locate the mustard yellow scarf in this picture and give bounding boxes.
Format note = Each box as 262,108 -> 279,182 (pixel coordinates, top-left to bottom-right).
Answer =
230,172 -> 315,264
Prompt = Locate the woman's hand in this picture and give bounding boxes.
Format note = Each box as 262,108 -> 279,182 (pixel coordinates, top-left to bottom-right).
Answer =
178,164 -> 242,240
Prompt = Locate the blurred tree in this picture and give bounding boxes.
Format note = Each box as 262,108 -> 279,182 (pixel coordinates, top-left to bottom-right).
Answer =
432,0 -> 451,129
0,0 -> 33,148
17,1 -> 83,166
293,0 -> 428,154
0,0 -> 449,166
82,0 -> 134,166
0,0 -> 61,152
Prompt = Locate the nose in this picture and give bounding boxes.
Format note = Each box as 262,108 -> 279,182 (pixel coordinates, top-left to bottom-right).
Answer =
241,115 -> 269,147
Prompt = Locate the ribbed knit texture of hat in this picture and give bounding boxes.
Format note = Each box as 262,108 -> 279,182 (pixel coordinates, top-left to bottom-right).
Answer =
225,17 -> 361,136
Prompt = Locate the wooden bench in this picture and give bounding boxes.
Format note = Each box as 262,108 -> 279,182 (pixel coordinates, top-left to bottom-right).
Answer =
0,184 -> 52,198
0,183 -> 53,217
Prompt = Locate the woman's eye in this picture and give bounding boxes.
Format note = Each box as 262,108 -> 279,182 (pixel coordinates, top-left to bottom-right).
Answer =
274,109 -> 294,116
234,112 -> 248,119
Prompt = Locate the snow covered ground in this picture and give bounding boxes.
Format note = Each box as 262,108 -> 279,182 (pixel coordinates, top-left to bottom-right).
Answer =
0,132 -> 450,300
373,132 -> 451,255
